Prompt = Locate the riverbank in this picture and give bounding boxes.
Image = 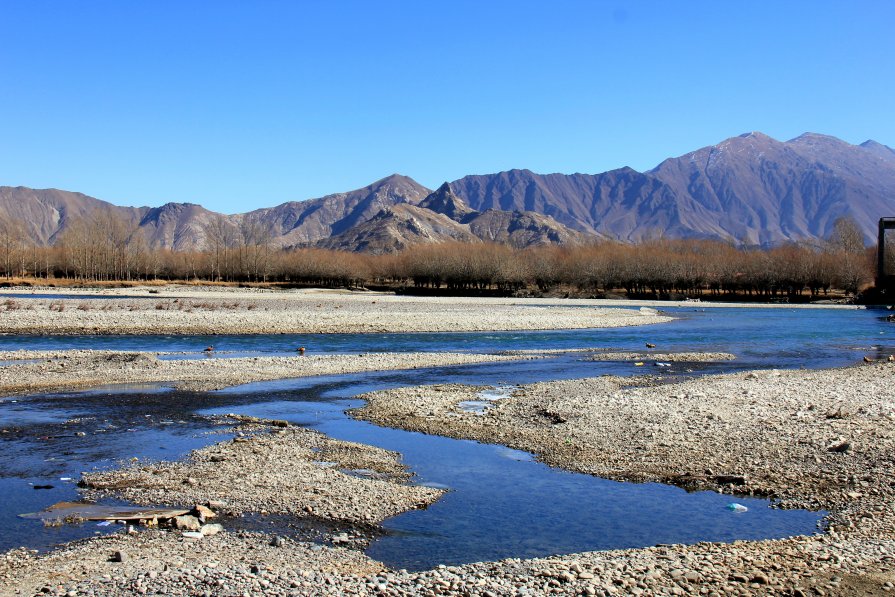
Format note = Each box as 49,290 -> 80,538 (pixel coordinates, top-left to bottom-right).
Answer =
3,526 -> 888,596
0,286 -> 673,334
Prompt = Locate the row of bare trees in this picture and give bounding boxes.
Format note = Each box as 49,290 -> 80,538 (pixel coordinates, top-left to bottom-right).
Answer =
0,212 -> 877,298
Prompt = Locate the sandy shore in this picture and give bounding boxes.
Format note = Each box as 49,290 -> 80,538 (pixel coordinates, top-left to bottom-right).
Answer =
0,350 -> 532,394
0,286 -> 672,334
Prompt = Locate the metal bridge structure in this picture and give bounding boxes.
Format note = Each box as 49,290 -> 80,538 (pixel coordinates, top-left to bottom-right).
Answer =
878,218 -> 895,290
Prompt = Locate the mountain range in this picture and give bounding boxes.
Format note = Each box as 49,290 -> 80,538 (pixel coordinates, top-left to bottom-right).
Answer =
2,131 -> 894,253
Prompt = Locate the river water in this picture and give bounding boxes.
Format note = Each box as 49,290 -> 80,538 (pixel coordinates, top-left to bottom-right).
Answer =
0,306 -> 889,569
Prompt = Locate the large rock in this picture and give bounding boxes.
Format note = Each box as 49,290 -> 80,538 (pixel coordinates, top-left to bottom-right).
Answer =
173,515 -> 201,531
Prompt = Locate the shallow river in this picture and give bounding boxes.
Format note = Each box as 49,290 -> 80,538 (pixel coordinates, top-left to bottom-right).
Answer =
0,306 -> 890,570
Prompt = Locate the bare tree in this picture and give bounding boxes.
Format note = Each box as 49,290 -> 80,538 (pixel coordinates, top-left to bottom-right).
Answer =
0,215 -> 25,278
202,215 -> 237,281
828,216 -> 870,295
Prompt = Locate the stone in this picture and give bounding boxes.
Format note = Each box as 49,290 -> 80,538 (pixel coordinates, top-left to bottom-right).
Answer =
174,515 -> 201,531
270,535 -> 285,547
199,523 -> 223,536
714,475 -> 746,485
181,531 -> 203,539
827,440 -> 851,453
110,551 -> 126,563
193,505 -> 216,521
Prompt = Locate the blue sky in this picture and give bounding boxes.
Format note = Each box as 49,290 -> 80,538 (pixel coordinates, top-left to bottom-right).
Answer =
2,1 -> 893,213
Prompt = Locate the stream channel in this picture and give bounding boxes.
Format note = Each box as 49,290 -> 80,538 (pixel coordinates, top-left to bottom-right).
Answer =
0,306 -> 890,570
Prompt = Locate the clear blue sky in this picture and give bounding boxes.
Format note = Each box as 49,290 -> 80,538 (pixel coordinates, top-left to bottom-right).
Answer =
2,0 -> 893,213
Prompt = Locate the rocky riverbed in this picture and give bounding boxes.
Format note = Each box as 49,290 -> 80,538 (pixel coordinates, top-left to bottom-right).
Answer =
0,350 -> 532,394
3,519 -> 893,595
347,362 -> 895,594
4,363 -> 895,594
355,363 -> 895,513
80,421 -> 442,525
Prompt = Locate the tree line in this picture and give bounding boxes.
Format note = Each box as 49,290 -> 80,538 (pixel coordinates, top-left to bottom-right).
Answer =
0,212 -> 877,298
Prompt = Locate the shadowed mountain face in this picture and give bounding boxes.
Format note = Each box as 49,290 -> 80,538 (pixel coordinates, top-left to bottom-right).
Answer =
3,132 -> 895,251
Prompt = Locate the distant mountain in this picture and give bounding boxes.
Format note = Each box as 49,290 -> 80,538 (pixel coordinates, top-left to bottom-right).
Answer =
647,132 -> 895,245
0,174 -> 432,252
317,183 -> 585,253
449,167 -> 682,241
451,133 -> 895,245
3,132 -> 895,250
0,186 -> 145,245
243,174 -> 432,248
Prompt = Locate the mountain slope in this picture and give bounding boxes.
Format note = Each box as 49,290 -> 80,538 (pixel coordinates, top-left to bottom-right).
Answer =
465,209 -> 589,248
648,132 -> 895,244
316,203 -> 479,253
316,183 -> 586,253
0,187 -> 146,245
139,203 -> 225,251
451,133 -> 895,245
245,174 -> 432,248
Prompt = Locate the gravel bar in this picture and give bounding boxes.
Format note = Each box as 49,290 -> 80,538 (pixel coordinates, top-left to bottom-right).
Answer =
0,287 -> 671,335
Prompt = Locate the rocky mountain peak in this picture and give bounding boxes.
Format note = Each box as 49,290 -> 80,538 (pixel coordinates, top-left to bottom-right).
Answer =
418,183 -> 476,223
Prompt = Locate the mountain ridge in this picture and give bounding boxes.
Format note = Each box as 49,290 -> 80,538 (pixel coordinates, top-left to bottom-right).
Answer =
2,132 -> 894,251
